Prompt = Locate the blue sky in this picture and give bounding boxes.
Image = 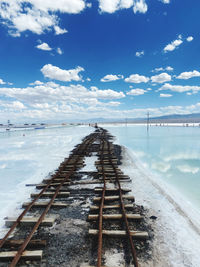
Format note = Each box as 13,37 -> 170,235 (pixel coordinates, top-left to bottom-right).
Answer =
0,0 -> 200,123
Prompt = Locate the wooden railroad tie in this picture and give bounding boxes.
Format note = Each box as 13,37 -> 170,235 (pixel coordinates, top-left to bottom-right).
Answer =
53,179 -> 72,183
22,201 -> 68,208
98,178 -> 131,182
5,216 -> 56,227
61,164 -> 84,169
64,156 -> 83,160
71,179 -> 131,185
97,172 -> 123,176
93,195 -> 135,202
59,163 -> 84,166
0,250 -> 43,261
98,176 -> 130,181
90,204 -> 134,210
88,214 -> 143,221
94,188 -> 131,193
98,173 -> 129,178
97,172 -> 127,176
0,239 -> 46,249
42,178 -> 71,183
31,192 -> 70,198
35,182 -> 70,189
97,169 -> 123,173
26,182 -> 71,187
89,229 -> 148,239
95,159 -> 118,162
100,153 -> 115,156
97,167 -> 121,170
44,187 -> 70,192
60,162 -> 84,166
97,156 -> 117,159
60,170 -> 80,173
95,162 -> 118,166
97,178 -> 131,183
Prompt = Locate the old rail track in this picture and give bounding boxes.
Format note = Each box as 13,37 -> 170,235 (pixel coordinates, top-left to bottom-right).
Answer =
0,127 -> 149,266
85,129 -> 148,267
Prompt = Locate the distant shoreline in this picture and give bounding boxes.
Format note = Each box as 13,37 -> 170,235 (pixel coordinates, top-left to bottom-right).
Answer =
99,122 -> 200,127
1,122 -> 200,129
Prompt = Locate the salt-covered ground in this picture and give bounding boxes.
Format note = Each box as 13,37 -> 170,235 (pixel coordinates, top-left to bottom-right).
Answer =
0,125 -> 93,237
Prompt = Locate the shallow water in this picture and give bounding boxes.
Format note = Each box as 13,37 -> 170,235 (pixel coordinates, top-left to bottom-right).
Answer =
103,124 -> 200,210
102,124 -> 200,266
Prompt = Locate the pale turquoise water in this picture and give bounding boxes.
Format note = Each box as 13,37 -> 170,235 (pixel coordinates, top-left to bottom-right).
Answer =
104,125 -> 200,210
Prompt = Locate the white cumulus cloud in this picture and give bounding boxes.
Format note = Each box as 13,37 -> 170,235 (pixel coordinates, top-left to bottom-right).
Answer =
0,78 -> 13,85
135,50 -> 144,57
164,36 -> 183,53
161,0 -> 170,3
186,36 -> 193,42
133,0 -> 148,13
0,83 -> 125,107
160,93 -> 172,98
90,86 -> 125,99
29,80 -> 44,86
0,100 -> 25,110
125,74 -> 149,83
54,25 -> 68,35
108,101 -> 121,106
41,64 -> 84,82
36,42 -> 52,51
176,70 -> 200,80
0,78 -> 6,85
151,72 -> 171,83
98,0 -> 132,13
166,66 -> 174,71
127,88 -> 147,96
101,74 -> 124,82
98,0 -> 148,14
152,66 -> 174,72
159,83 -> 200,93
0,0 -> 86,36
2,84 -> 200,122
57,47 -> 63,55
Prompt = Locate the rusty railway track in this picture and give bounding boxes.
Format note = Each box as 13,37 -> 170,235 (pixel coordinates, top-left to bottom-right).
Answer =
86,128 -> 148,267
0,127 -> 149,266
0,131 -> 98,266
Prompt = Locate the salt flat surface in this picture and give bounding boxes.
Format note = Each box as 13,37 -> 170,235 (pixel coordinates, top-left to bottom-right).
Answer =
0,125 -> 93,237
81,154 -> 98,172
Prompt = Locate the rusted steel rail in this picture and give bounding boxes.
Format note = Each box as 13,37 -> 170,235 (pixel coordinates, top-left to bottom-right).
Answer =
0,154 -> 74,249
0,136 -> 91,250
107,138 -> 138,267
0,131 -> 98,266
94,128 -> 138,267
97,132 -> 106,267
1,128 -> 146,266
